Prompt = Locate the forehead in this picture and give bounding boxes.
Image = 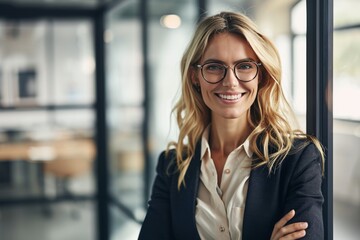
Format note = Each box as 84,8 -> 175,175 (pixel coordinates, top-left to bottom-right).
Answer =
202,33 -> 257,61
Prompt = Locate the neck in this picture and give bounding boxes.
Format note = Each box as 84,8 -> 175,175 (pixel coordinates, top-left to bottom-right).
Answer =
210,114 -> 252,156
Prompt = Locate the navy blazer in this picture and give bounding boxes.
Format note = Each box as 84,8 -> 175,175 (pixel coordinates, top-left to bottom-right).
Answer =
138,140 -> 324,239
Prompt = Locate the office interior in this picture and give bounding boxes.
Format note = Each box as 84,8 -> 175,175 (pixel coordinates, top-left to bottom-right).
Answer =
0,0 -> 359,239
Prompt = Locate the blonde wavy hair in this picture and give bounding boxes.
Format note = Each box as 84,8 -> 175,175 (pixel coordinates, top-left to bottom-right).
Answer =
168,12 -> 324,189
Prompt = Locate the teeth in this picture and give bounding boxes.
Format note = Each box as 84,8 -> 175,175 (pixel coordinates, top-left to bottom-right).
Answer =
218,93 -> 242,100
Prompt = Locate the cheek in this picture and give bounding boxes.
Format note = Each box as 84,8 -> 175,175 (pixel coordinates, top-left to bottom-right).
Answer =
199,85 -> 217,107
200,85 -> 213,101
247,82 -> 259,106
244,80 -> 259,95
198,78 -> 214,93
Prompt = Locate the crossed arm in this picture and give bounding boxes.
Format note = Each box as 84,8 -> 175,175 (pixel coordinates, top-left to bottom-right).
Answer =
271,144 -> 324,240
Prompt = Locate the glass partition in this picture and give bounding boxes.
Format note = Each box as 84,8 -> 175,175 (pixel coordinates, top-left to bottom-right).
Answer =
0,19 -> 96,240
333,0 -> 360,238
105,1 -> 144,239
106,1 -> 198,239
334,0 -> 360,28
148,0 -> 197,186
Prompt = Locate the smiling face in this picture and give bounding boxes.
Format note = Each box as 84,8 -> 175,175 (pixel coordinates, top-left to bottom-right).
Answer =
193,32 -> 260,123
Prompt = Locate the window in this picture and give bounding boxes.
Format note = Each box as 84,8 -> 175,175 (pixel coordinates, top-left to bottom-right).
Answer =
333,0 -> 360,238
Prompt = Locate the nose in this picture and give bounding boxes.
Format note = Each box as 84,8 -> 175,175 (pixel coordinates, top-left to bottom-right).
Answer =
222,67 -> 239,87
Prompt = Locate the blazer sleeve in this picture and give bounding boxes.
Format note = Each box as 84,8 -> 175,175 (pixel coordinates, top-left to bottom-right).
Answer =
282,143 -> 324,239
138,151 -> 175,240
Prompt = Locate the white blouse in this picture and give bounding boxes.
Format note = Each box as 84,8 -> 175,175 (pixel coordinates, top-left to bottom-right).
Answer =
195,127 -> 253,240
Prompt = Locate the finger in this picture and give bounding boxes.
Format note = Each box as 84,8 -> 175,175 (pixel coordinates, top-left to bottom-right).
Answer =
273,222 -> 308,240
271,210 -> 296,239
273,210 -> 296,233
280,229 -> 306,240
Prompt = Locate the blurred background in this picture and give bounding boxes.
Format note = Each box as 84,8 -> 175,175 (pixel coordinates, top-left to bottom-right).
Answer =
0,0 -> 358,239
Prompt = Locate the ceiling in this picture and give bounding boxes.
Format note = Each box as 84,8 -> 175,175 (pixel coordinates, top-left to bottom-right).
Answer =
0,0 -> 112,7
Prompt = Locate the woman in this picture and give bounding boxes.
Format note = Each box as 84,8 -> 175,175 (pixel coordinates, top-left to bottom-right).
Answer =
139,12 -> 324,240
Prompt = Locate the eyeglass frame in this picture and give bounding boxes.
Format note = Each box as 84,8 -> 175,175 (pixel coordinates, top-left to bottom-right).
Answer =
195,60 -> 262,84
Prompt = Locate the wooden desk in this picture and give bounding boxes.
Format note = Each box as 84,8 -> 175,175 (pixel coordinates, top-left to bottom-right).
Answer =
0,138 -> 96,179
0,138 -> 95,162
0,138 -> 96,199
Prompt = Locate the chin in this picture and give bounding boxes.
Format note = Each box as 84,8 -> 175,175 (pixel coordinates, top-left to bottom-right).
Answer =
219,110 -> 247,119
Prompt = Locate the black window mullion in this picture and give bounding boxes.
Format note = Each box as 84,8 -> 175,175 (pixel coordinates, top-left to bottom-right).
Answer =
94,8 -> 110,240
198,0 -> 207,21
140,0 -> 151,208
306,0 -> 333,239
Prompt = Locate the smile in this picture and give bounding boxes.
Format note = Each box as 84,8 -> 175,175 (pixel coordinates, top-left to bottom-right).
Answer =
217,93 -> 244,100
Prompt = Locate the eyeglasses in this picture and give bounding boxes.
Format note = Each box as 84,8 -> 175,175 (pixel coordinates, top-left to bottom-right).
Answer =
195,60 -> 262,84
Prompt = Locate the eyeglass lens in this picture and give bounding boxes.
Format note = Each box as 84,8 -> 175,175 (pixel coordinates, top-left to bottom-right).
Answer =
201,61 -> 259,83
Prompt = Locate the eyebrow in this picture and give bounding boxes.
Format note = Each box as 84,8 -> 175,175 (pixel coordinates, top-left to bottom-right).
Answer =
202,57 -> 256,64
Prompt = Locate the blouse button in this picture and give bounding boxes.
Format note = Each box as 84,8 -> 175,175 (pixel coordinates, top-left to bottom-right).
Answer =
224,169 -> 231,174
219,225 -> 225,232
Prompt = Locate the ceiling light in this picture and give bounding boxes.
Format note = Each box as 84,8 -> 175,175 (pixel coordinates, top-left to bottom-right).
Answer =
160,14 -> 181,29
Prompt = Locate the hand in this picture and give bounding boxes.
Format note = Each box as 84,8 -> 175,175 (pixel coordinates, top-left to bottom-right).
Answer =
270,210 -> 308,240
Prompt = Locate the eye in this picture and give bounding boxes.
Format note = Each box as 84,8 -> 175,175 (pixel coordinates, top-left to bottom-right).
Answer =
236,62 -> 254,71
204,63 -> 225,73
